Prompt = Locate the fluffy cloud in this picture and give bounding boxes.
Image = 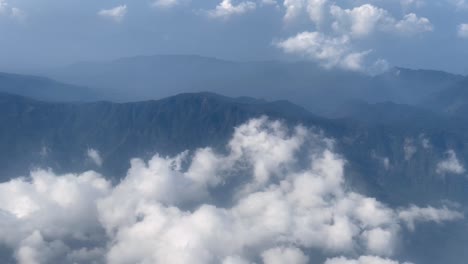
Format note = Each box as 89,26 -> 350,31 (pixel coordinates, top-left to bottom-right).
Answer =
330,4 -> 432,37
0,118 -> 462,263
283,0 -> 327,25
394,13 -> 433,34
436,149 -> 466,175
330,4 -> 393,37
206,0 -> 256,19
278,2 -> 432,71
98,5 -> 127,22
283,0 -> 303,21
275,31 -> 371,71
0,170 -> 110,263
458,23 -> 468,38
87,148 -> 103,167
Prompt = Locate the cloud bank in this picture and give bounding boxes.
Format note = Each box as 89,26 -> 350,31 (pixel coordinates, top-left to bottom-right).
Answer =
0,118 -> 463,263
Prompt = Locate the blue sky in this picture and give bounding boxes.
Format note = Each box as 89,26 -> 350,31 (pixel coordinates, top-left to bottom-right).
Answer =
1,0 -> 468,73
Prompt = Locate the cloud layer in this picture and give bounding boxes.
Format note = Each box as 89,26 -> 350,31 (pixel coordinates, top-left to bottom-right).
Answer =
0,118 -> 463,263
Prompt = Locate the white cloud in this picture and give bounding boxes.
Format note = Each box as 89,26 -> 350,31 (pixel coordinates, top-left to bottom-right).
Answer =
325,255 -> 414,264
331,4 -> 394,38
275,31 -> 372,71
306,0 -> 327,25
398,205 -> 464,231
395,13 -> 433,34
283,0 -> 303,22
283,0 -> 327,25
436,150 -> 465,175
0,118 -> 462,263
87,148 -> 103,167
0,170 -> 110,263
98,5 -> 127,22
458,23 -> 468,38
330,4 -> 432,37
206,0 -> 256,19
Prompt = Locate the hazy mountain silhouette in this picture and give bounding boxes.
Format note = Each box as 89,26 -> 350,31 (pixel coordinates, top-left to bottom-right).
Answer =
423,76 -> 468,117
0,72 -> 97,102
44,55 -> 464,114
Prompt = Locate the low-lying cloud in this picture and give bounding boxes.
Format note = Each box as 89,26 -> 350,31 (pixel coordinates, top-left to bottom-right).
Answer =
436,149 -> 466,175
0,118 -> 463,263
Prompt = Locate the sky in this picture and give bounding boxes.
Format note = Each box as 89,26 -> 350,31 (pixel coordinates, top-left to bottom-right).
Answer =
1,0 -> 468,74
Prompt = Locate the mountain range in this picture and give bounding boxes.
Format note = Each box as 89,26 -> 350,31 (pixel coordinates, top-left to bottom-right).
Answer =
2,56 -> 468,263
34,55 -> 464,114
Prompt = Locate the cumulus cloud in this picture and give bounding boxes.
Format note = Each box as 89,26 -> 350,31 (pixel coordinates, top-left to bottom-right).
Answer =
283,0 -> 327,25
87,148 -> 103,167
458,23 -> 468,38
330,4 -> 432,37
98,5 -> 127,22
0,118 -> 462,263
206,0 -> 256,19
275,31 -> 371,71
0,170 -> 110,263
436,150 -> 466,175
394,13 -> 433,34
283,0 -> 303,22
330,4 -> 394,38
